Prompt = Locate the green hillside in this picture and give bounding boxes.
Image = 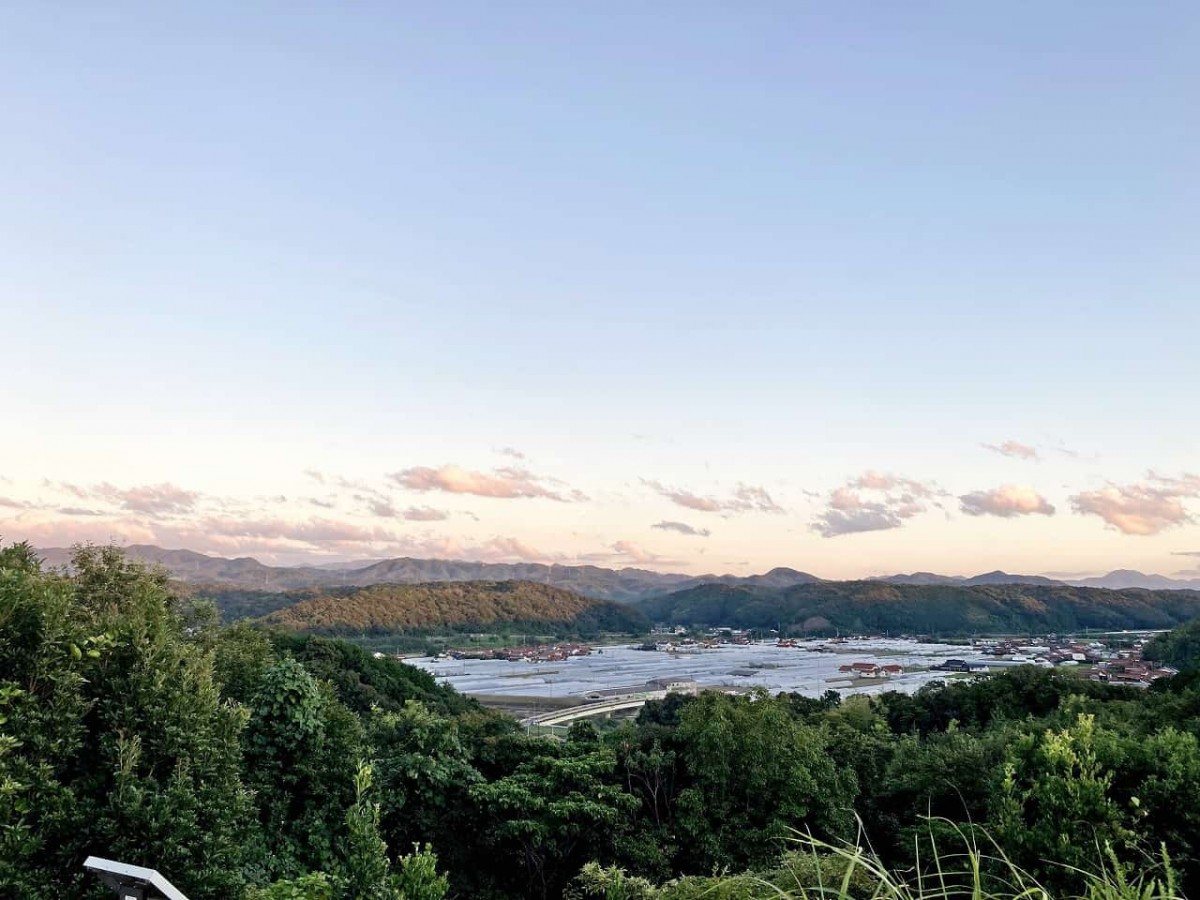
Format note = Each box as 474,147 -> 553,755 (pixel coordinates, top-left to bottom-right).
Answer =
260,579 -> 649,636
641,580 -> 1200,634
1145,618 -> 1200,671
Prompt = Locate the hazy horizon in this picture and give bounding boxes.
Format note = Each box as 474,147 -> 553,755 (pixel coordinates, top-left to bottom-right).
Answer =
3,3 -> 1197,578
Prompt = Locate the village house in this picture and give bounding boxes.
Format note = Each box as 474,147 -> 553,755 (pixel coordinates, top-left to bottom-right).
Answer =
839,662 -> 882,678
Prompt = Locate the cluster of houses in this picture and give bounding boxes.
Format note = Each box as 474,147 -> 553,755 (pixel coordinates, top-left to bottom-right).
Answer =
446,642 -> 594,662
933,635 -> 1178,685
974,637 -> 1112,665
637,632 -> 756,653
837,661 -> 906,679
1091,662 -> 1176,685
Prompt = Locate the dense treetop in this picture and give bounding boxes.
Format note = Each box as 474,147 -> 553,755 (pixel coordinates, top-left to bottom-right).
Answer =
260,580 -> 649,636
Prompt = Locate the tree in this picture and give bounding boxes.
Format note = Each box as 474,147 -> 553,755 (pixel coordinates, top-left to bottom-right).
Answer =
673,691 -> 856,871
0,543 -> 253,898
364,700 -> 482,885
243,656 -> 360,883
471,740 -> 637,899
992,712 -> 1143,890
1146,620 -> 1200,672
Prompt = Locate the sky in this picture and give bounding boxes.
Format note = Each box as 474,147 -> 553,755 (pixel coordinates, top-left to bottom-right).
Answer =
1,2 -> 1198,578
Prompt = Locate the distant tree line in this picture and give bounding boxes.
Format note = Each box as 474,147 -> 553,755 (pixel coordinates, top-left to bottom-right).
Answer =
197,580 -> 649,640
639,580 -> 1200,635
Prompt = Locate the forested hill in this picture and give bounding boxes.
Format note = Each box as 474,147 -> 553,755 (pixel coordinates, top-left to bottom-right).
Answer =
639,580 -> 1200,634
260,579 -> 649,636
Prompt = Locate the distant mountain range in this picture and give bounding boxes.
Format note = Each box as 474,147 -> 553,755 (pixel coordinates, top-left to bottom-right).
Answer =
33,544 -> 821,601
876,570 -> 1061,587
31,544 -> 1200,602
877,569 -> 1200,591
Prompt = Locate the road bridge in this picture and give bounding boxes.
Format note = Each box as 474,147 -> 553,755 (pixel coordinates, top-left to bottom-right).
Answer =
519,690 -> 668,728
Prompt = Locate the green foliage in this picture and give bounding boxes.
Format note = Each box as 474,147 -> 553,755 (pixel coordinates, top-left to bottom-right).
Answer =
994,713 -> 1140,884
641,581 -> 1200,635
247,872 -> 339,900
672,690 -> 856,871
364,700 -> 482,886
1145,620 -> 1200,672
342,763 -> 395,898
471,740 -> 639,899
0,542 -> 253,899
260,580 -> 648,638
635,692 -> 696,728
243,656 -> 360,882
271,632 -> 474,716
246,763 -> 449,900
393,844 -> 451,900
565,862 -> 659,900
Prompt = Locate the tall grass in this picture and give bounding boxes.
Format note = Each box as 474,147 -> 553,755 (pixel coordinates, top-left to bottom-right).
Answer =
567,821 -> 1185,900
765,823 -> 1181,900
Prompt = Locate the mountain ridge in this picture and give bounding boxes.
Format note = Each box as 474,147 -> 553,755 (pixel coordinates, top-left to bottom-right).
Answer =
29,544 -> 1200,600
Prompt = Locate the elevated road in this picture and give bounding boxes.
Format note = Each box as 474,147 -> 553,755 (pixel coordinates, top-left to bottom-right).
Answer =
519,690 -> 668,727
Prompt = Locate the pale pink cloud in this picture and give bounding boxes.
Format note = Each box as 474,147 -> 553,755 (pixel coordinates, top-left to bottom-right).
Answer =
643,479 -> 783,515
1,516 -> 158,548
651,486 -> 720,512
828,487 -> 862,511
409,535 -> 552,563
104,483 -> 198,515
849,471 -> 937,497
959,485 -> 1055,518
478,536 -> 546,561
982,440 -> 1041,461
360,496 -> 449,522
727,484 -> 785,513
401,506 -> 450,522
305,470 -> 383,496
199,516 -> 396,545
851,471 -> 900,491
644,481 -> 721,512
366,498 -> 399,518
575,540 -> 682,568
392,464 -> 584,502
45,480 -> 89,499
813,504 -> 905,537
611,540 -> 660,564
84,482 -> 199,516
1070,472 -> 1200,536
652,520 -> 711,538
3,510 -> 532,567
813,471 -> 941,537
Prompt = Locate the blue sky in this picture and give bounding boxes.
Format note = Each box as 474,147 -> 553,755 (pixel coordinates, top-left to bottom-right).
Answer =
2,3 -> 1198,576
